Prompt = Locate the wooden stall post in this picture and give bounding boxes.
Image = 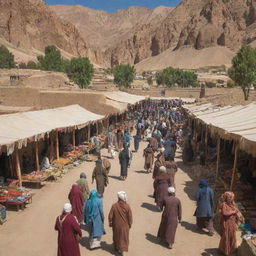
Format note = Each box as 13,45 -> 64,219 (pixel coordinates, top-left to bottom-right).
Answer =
87,124 -> 91,140
214,137 -> 221,187
56,131 -> 59,160
49,133 -> 54,162
230,144 -> 238,191
35,141 -> 40,171
204,125 -> 208,160
15,150 -> 22,186
72,129 -> 76,147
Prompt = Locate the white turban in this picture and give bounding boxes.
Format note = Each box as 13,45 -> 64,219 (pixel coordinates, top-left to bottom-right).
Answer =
159,166 -> 166,173
63,203 -> 72,213
160,147 -> 165,153
168,187 -> 176,194
118,191 -> 127,202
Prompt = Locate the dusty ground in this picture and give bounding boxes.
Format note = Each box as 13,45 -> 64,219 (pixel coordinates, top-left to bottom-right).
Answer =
0,139 -> 223,256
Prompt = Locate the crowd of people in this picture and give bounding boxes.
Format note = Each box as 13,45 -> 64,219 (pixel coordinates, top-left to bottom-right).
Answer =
54,99 -> 244,256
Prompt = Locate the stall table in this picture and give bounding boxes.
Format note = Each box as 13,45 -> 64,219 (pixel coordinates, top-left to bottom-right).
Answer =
5,194 -> 33,211
22,177 -> 48,188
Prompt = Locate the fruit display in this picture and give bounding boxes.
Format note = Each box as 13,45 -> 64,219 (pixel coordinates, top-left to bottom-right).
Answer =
0,186 -> 32,203
21,171 -> 47,182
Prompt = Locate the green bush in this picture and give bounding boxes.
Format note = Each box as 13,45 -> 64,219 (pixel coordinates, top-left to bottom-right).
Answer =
113,64 -> 135,88
227,80 -> 235,88
147,76 -> 153,86
205,82 -> 216,88
0,45 -> 15,69
65,57 -> 94,88
37,45 -> 63,72
156,67 -> 198,87
27,61 -> 38,69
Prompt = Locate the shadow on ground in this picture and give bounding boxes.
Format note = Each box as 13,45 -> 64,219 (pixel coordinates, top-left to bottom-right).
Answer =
201,248 -> 223,256
145,233 -> 160,245
141,202 -> 161,212
135,170 -> 149,174
108,175 -> 121,181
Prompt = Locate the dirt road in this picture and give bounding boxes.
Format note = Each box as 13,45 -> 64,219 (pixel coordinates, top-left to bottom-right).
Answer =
0,140 -> 221,256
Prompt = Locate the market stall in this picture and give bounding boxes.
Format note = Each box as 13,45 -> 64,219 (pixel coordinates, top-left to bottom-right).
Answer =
184,102 -> 256,255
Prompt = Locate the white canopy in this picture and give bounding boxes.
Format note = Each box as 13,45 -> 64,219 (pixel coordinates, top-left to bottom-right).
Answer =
104,91 -> 146,104
185,103 -> 256,156
0,105 -> 104,153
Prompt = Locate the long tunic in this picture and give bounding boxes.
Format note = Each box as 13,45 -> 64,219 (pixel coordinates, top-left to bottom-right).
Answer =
76,178 -> 90,202
149,137 -> 158,152
195,187 -> 214,217
68,185 -> 84,223
154,174 -> 173,209
144,147 -> 154,170
165,160 -> 178,187
119,149 -> 130,177
218,203 -> 238,256
108,201 -> 133,252
92,166 -> 108,196
84,197 -> 105,238
55,213 -> 82,256
152,154 -> 165,179
157,196 -> 182,244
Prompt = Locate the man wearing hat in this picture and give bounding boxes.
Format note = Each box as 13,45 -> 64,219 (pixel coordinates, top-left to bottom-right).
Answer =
157,187 -> 182,249
108,191 -> 133,256
55,203 -> 82,256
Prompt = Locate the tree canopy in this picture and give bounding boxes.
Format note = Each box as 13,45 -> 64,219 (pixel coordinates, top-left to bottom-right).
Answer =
0,45 -> 15,69
65,57 -> 94,88
228,45 -> 256,100
37,45 -> 63,71
113,64 -> 135,88
156,67 -> 198,87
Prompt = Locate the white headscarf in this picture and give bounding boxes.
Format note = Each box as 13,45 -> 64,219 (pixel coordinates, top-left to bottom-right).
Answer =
159,166 -> 167,173
63,203 -> 72,213
168,187 -> 176,194
118,191 -> 127,202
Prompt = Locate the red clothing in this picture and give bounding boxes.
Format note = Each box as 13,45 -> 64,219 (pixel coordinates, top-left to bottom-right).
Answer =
55,213 -> 82,256
68,184 -> 84,223
218,202 -> 238,256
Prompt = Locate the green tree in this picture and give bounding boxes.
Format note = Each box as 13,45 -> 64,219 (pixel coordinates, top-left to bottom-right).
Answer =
113,64 -> 135,88
147,76 -> 153,86
228,45 -> 256,100
227,80 -> 235,88
65,57 -> 94,88
37,45 -> 63,71
0,45 -> 15,69
27,61 -> 38,69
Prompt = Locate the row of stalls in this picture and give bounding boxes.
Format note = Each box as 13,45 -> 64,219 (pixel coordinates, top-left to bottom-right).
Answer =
184,102 -> 256,256
0,91 -> 148,221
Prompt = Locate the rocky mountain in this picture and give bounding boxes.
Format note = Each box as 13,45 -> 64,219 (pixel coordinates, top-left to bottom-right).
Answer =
0,0 -> 89,59
106,0 -> 256,66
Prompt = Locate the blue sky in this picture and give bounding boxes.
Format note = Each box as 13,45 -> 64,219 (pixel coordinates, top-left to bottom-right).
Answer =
45,0 -> 180,12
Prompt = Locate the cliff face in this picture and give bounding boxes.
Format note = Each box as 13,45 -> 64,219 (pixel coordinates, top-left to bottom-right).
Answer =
105,0 -> 256,66
0,0 -> 89,57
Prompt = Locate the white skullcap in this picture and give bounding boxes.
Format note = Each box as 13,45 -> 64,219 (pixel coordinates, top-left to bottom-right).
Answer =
159,166 -> 166,173
160,147 -> 165,153
63,203 -> 72,213
117,191 -> 127,202
168,187 -> 176,194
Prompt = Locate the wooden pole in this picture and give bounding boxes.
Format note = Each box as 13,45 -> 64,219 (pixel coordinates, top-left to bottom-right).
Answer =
15,150 -> 22,186
87,124 -> 91,140
214,137 -> 221,187
35,141 -> 39,171
56,131 -> 59,160
204,125 -> 208,160
72,130 -> 76,147
230,144 -> 238,191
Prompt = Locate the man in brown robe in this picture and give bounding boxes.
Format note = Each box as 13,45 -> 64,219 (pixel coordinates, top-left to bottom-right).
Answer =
92,160 -> 108,197
157,187 -> 182,249
164,156 -> 178,188
152,150 -> 165,179
149,136 -> 158,152
143,144 -> 154,173
108,191 -> 133,256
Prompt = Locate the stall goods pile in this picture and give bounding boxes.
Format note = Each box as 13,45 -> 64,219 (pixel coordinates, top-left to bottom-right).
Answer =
0,187 -> 32,202
0,204 -> 6,224
53,158 -> 70,167
45,169 -> 62,178
22,171 -> 47,181
64,151 -> 82,160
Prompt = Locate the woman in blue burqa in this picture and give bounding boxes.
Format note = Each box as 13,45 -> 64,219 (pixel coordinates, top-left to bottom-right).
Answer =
84,190 -> 105,249
194,179 -> 215,236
